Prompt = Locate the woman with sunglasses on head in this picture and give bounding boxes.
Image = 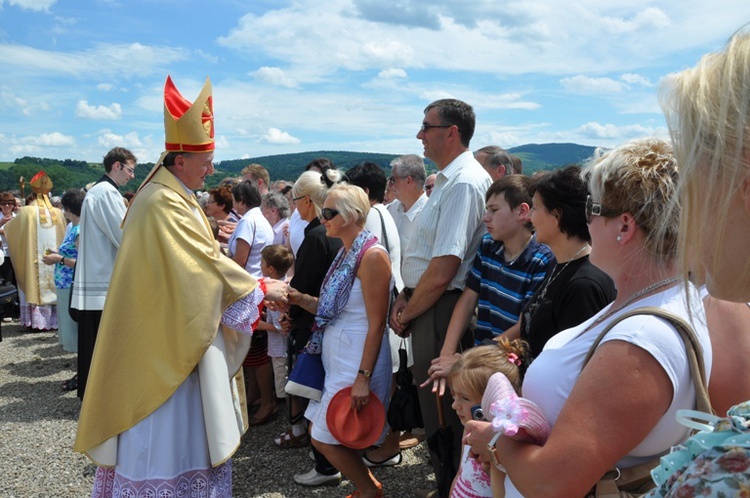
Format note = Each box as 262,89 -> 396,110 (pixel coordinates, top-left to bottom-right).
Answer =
465,137 -> 712,497
288,183 -> 392,498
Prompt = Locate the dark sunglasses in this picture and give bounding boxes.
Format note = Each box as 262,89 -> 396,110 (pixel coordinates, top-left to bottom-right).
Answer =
320,207 -> 340,221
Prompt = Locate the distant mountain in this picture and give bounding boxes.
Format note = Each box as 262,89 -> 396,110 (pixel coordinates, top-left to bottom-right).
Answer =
0,143 -> 599,193
508,143 -> 599,173
214,150 -> 406,184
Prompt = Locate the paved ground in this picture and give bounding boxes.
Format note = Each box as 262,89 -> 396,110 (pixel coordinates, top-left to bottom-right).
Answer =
0,321 -> 435,497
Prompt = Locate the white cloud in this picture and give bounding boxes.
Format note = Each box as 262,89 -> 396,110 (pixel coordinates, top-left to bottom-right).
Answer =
8,0 -> 56,12
253,67 -> 297,88
600,7 -> 672,35
0,42 -> 187,78
378,68 -> 407,79
620,73 -> 652,87
485,131 -> 522,149
76,100 -> 122,120
218,1 -> 750,81
97,83 -> 114,91
260,128 -> 300,145
96,130 -> 142,148
561,75 -> 625,94
576,121 -> 660,140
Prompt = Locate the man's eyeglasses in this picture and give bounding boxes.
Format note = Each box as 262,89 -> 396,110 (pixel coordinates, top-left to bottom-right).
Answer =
420,123 -> 452,132
119,162 -> 135,175
585,195 -> 618,224
0,202 -> 14,206
387,176 -> 406,185
319,208 -> 340,221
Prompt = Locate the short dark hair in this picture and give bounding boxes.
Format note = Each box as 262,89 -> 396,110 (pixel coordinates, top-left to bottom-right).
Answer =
486,176 -> 534,230
424,99 -> 476,147
162,151 -> 190,167
261,244 -> 294,275
103,147 -> 136,173
345,162 -> 387,203
232,180 -> 262,209
209,185 -> 234,214
60,189 -> 85,217
486,175 -> 533,209
529,166 -> 590,242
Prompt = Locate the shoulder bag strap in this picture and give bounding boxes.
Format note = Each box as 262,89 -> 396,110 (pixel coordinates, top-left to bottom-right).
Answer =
375,206 -> 390,253
582,306 -> 712,414
584,306 -> 713,496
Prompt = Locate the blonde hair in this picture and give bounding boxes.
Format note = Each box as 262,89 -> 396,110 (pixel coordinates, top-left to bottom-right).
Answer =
448,338 -> 529,400
660,27 -> 750,294
584,137 -> 679,269
326,183 -> 370,227
292,170 -> 342,217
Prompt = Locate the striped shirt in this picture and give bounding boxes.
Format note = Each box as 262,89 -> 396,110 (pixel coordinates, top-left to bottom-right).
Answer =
467,234 -> 555,343
401,151 -> 492,289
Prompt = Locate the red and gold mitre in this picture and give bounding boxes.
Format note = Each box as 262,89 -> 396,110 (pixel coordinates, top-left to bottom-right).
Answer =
29,171 -> 57,224
163,75 -> 214,153
30,171 -> 53,195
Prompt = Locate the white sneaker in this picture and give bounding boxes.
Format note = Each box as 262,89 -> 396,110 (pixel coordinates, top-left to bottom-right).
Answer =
293,467 -> 341,486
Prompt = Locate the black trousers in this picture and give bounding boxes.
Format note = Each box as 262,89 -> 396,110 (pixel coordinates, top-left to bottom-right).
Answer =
77,310 -> 102,400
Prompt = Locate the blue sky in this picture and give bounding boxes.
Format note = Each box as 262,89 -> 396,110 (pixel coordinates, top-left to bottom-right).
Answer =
1,0 -> 749,164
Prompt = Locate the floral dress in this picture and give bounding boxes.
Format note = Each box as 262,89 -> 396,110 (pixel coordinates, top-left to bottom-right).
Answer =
55,224 -> 79,289
56,223 -> 79,352
646,401 -> 750,497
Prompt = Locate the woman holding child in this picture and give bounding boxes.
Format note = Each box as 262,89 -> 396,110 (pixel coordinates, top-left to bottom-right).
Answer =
288,183 -> 392,498
467,137 -> 712,497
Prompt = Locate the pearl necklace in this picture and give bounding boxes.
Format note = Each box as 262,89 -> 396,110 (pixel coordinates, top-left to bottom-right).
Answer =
583,276 -> 681,332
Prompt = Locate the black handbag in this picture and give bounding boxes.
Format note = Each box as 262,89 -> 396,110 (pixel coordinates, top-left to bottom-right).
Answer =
68,266 -> 78,323
387,341 -> 423,431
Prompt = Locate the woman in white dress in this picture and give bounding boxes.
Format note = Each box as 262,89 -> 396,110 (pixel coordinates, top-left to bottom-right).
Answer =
288,184 -> 392,498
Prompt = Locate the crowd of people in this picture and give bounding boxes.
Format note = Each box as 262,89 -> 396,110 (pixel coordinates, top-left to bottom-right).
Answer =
1,26 -> 750,498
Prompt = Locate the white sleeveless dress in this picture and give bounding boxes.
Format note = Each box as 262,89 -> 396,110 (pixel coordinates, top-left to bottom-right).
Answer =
305,275 -> 392,445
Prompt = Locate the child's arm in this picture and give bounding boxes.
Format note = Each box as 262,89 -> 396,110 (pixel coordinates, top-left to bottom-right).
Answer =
255,320 -> 278,332
490,465 -> 506,498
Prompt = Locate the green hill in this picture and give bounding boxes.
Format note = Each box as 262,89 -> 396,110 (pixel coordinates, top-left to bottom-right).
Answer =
508,143 -> 598,174
0,144 -> 599,194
